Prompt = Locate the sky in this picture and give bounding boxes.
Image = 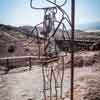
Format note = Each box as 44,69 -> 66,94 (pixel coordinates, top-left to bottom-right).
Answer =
0,0 -> 100,30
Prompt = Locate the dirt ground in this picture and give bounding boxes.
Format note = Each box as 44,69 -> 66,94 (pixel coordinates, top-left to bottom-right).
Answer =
0,51 -> 99,100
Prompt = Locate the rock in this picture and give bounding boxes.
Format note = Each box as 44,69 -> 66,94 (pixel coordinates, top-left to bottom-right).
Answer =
65,56 -> 84,68
93,52 -> 100,64
83,56 -> 95,66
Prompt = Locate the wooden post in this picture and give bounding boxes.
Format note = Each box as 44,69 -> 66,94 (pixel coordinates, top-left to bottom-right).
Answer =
29,57 -> 32,70
6,59 -> 10,73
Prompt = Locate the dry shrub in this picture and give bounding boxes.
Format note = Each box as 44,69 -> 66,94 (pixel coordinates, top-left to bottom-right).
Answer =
65,56 -> 84,68
83,56 -> 95,66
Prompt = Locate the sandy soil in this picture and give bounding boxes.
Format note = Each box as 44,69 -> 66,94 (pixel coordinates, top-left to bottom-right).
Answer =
0,51 -> 98,100
0,67 -> 93,100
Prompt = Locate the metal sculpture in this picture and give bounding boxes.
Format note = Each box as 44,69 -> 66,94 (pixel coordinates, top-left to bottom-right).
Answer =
29,0 -> 74,100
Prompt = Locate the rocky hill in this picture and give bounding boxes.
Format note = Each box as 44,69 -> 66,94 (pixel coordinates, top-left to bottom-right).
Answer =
0,24 -> 34,57
0,24 -> 100,57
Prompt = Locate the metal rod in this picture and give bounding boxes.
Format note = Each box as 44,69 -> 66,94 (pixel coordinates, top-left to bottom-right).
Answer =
52,67 -> 58,100
44,17 -> 64,51
42,64 -> 47,100
70,0 -> 75,100
61,56 -> 64,98
50,66 -> 53,100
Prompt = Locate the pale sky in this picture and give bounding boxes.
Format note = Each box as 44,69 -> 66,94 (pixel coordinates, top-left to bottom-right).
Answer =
0,0 -> 100,30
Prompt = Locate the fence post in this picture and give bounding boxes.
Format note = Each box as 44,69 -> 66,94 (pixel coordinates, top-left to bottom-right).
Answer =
5,59 -> 10,73
29,57 -> 32,70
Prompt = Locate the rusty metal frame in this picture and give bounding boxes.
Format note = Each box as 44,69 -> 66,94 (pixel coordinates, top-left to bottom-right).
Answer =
70,0 -> 75,100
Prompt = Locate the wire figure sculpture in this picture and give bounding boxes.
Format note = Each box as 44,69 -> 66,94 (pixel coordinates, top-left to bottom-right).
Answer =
29,0 -> 73,100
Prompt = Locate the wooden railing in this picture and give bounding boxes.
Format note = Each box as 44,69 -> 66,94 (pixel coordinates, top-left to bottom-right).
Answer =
0,55 -> 60,73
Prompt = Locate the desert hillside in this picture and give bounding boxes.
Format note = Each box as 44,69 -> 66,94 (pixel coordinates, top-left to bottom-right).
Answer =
1,24 -> 100,57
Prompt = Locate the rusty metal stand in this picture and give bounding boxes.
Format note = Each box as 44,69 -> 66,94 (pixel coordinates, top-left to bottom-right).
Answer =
70,0 -> 75,100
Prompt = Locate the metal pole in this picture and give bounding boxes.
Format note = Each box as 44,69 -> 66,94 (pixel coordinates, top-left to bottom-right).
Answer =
70,0 -> 75,100
42,64 -> 46,100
